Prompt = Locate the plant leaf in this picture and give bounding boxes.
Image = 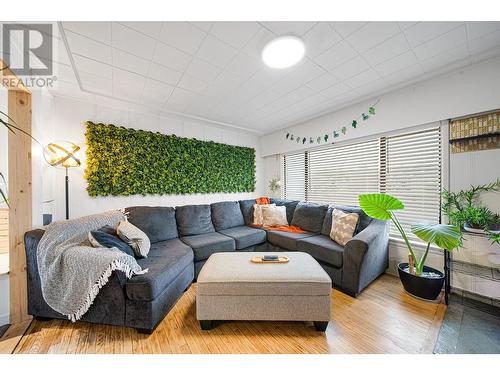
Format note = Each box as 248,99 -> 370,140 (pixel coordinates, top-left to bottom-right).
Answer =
411,224 -> 462,250
358,193 -> 404,220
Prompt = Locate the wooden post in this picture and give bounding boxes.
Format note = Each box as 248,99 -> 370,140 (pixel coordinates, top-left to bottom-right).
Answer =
2,58 -> 33,324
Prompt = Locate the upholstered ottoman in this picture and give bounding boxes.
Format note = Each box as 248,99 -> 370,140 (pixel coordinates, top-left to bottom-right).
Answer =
196,252 -> 332,331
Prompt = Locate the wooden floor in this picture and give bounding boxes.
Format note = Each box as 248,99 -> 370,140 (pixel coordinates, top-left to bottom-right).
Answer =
7,274 -> 445,354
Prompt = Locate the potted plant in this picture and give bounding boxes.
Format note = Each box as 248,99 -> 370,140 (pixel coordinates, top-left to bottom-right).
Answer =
268,178 -> 281,195
442,179 -> 500,244
359,193 -> 462,301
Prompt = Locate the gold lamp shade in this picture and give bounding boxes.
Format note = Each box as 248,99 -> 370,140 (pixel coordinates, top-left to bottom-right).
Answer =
44,141 -> 81,168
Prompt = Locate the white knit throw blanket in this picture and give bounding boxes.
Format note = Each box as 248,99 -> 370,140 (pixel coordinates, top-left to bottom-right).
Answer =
37,210 -> 147,322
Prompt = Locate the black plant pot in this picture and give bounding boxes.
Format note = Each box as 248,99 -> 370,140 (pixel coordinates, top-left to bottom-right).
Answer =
397,262 -> 444,301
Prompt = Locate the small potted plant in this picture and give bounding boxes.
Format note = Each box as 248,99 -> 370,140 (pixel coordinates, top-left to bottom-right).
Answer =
268,178 -> 281,195
359,193 -> 462,301
442,179 -> 500,244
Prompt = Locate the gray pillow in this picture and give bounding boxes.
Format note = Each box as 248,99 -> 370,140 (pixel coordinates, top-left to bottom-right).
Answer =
176,204 -> 215,236
211,201 -> 245,231
126,206 -> 178,243
239,199 -> 256,225
291,202 -> 328,233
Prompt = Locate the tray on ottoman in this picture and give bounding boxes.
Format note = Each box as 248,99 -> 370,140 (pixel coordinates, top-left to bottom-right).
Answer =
196,251 -> 332,331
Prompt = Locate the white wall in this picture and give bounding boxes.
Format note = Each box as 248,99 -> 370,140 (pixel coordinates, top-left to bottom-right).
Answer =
44,95 -> 265,222
260,55 -> 500,157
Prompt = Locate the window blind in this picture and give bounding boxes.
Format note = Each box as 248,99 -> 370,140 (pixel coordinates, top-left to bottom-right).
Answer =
383,128 -> 442,241
283,152 -> 306,201
308,139 -> 380,206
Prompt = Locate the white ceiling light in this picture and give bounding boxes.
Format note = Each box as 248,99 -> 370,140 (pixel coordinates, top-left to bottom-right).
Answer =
262,36 -> 305,69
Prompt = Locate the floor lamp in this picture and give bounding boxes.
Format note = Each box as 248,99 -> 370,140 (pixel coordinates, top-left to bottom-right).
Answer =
44,141 -> 81,220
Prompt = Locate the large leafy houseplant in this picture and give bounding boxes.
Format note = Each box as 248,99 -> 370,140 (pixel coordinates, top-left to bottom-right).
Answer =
442,179 -> 500,244
359,193 -> 462,276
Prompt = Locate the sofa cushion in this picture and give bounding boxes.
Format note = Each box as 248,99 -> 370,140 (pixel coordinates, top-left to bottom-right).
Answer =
126,206 -> 178,243
270,198 -> 300,224
181,232 -> 235,262
218,226 -> 267,250
211,201 -> 245,231
126,239 -> 194,301
239,199 -> 256,225
266,230 -> 316,251
176,204 -> 215,236
290,202 -> 328,233
296,234 -> 344,268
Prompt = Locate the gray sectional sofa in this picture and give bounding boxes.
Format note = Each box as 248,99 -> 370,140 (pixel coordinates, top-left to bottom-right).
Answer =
24,198 -> 389,333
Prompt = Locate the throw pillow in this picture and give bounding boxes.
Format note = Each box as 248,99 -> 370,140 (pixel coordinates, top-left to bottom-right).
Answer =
117,220 -> 151,258
253,203 -> 276,225
330,209 -> 360,246
261,205 -> 288,226
88,230 -> 135,258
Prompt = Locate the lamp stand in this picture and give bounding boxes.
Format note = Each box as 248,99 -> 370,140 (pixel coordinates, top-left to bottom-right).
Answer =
65,167 -> 69,220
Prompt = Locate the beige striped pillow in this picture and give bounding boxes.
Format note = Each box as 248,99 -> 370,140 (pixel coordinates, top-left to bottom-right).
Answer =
117,220 -> 151,258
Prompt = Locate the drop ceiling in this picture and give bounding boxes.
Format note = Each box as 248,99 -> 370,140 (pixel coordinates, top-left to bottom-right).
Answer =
52,21 -> 500,133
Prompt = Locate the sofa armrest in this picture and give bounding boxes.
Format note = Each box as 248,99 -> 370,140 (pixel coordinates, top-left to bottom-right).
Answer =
341,219 -> 389,296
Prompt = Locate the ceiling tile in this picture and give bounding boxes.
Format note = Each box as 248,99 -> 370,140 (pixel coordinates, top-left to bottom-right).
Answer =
374,50 -> 418,77
189,22 -> 213,32
159,22 -> 206,54
65,30 -> 112,64
73,54 -> 112,79
185,58 -> 221,82
79,71 -> 112,95
404,21 -> 464,47
112,48 -> 150,76
303,22 -> 342,57
241,27 -> 275,58
318,82 -> 352,100
398,21 -> 418,30
329,22 -> 368,38
62,22 -> 112,44
468,29 -> 500,55
363,33 -> 410,66
420,44 -> 470,73
142,78 -> 174,104
55,62 -> 78,85
118,21 -> 162,39
203,71 -> 246,97
344,68 -> 381,89
347,22 -> 401,53
210,22 -> 260,48
330,56 -> 370,80
314,40 -> 358,70
165,87 -> 198,112
196,35 -> 238,68
148,62 -> 182,86
112,23 -> 156,60
224,52 -> 261,80
153,42 -> 192,72
384,64 -> 425,85
305,72 -> 339,91
259,21 -> 316,36
177,74 -> 208,93
466,22 -> 500,40
413,25 -> 467,60
113,83 -> 143,103
113,68 -> 145,87
354,78 -> 389,97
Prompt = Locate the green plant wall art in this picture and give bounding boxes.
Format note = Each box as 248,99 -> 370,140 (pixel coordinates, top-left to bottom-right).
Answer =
84,121 -> 256,197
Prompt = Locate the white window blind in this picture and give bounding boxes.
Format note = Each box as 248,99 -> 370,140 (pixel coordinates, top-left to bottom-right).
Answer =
283,152 -> 306,201
308,139 -> 380,206
282,126 -> 442,241
383,128 -> 442,241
